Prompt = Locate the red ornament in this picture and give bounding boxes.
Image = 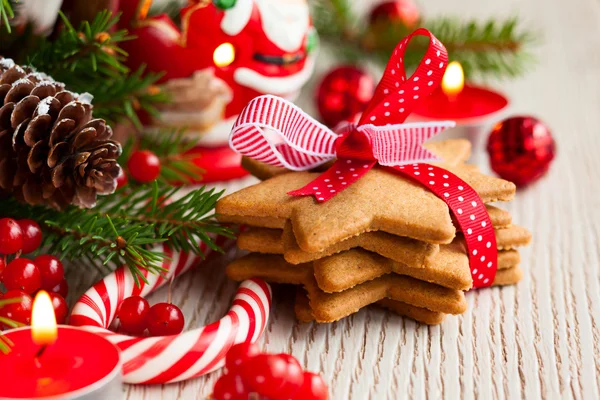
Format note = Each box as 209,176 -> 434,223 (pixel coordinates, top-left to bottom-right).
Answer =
0,218 -> 23,255
0,257 -> 5,279
146,303 -> 185,336
17,220 -> 42,254
487,116 -> 556,186
226,342 -> 261,371
316,66 -> 375,128
128,150 -> 161,183
116,168 -> 128,189
3,258 -> 42,294
34,255 -> 65,291
369,0 -> 420,28
117,296 -> 150,335
0,290 -> 33,327
50,278 -> 69,298
239,353 -> 304,399
48,292 -> 68,324
293,372 -> 329,400
213,373 -> 249,400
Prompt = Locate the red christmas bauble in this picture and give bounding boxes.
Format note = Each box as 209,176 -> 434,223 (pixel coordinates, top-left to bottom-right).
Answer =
369,0 -> 420,28
316,66 -> 375,128
487,116 -> 556,186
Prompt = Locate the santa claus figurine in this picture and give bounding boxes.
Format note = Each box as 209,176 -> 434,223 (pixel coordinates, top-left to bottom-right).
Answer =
118,0 -> 317,181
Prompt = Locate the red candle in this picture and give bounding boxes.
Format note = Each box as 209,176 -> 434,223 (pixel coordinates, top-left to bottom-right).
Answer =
412,61 -> 508,123
0,292 -> 121,399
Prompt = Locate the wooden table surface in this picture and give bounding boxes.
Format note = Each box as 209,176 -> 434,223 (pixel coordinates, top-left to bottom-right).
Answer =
68,0 -> 600,398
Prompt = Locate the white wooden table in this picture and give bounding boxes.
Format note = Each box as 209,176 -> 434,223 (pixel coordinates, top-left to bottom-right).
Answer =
68,0 -> 600,398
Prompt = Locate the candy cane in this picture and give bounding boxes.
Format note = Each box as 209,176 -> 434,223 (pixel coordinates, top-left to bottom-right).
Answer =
70,238 -> 272,384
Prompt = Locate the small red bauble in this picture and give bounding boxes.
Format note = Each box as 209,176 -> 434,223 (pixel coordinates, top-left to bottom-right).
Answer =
49,278 -> 69,298
0,218 -> 23,255
48,292 -> 68,324
369,0 -> 420,29
0,257 -> 5,279
316,66 -> 375,128
128,150 -> 161,183
34,255 -> 65,291
146,303 -> 185,336
116,168 -> 128,189
3,258 -> 42,294
226,342 -> 261,372
240,353 -> 304,399
17,219 -> 43,254
0,290 -> 33,327
293,371 -> 329,400
487,116 -> 556,186
212,373 -> 249,400
117,296 -> 150,335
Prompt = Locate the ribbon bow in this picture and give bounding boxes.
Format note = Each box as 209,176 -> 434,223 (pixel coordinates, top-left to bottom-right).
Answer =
229,28 -> 499,289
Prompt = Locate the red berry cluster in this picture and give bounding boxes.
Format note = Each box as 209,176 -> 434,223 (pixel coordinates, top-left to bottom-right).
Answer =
116,295 -> 185,336
0,218 -> 68,328
213,342 -> 328,400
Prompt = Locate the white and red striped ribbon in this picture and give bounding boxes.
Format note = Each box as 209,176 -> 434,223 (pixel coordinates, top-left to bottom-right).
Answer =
70,238 -> 272,384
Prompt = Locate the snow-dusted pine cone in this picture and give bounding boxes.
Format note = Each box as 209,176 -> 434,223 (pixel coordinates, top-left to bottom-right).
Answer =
0,57 -> 121,209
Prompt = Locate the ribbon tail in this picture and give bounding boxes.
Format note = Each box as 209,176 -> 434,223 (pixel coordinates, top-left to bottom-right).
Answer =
288,159 -> 377,203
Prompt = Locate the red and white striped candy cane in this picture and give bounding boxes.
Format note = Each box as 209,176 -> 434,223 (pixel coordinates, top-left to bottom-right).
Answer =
70,238 -> 272,384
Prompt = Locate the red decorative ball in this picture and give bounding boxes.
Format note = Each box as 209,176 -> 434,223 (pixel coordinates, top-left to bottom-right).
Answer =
369,0 -> 420,28
0,218 -> 23,255
3,258 -> 42,294
48,292 -> 68,324
146,303 -> 185,336
128,150 -> 161,183
17,219 -> 42,254
293,371 -> 329,400
316,66 -> 375,128
0,257 -> 5,279
239,353 -> 304,399
117,296 -> 150,335
213,373 -> 249,400
226,341 -> 260,372
487,116 -> 556,186
49,278 -> 69,298
0,290 -> 33,327
116,168 -> 128,189
34,255 -> 65,291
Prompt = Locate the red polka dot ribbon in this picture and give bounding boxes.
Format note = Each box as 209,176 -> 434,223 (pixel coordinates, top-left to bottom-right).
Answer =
228,28 -> 497,288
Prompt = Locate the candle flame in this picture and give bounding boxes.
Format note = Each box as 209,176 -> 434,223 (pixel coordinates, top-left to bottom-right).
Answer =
31,291 -> 57,346
442,61 -> 464,97
137,0 -> 152,20
213,43 -> 236,67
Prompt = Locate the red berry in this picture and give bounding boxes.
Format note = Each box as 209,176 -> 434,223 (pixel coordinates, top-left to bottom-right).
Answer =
293,372 -> 328,400
128,150 -> 161,183
146,303 -> 184,336
0,218 -> 23,255
117,296 -> 150,335
116,168 -> 128,189
3,258 -> 41,294
0,257 -> 5,279
34,255 -> 64,291
226,342 -> 261,372
240,353 -> 304,399
0,290 -> 33,327
48,292 -> 68,324
49,278 -> 69,298
213,373 -> 249,400
17,219 -> 42,254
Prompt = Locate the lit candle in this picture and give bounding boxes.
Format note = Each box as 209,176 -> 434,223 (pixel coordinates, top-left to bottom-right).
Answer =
441,61 -> 465,100
0,291 -> 122,399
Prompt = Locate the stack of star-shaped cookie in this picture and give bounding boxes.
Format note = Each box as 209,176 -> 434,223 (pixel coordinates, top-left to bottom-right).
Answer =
217,139 -> 531,324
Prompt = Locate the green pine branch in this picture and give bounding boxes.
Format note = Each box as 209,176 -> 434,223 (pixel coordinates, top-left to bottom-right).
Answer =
0,297 -> 20,354
0,183 -> 234,286
0,0 -> 14,33
22,10 -> 168,128
312,0 -> 538,80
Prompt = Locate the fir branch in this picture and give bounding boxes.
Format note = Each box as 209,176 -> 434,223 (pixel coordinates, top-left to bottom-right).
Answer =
25,11 -> 168,128
0,183 -> 233,284
312,0 -> 538,80
0,0 -> 14,33
0,297 -> 20,354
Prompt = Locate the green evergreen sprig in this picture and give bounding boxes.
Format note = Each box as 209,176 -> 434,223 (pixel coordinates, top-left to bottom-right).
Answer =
0,0 -> 14,33
312,0 -> 538,80
0,297 -> 20,354
23,10 -> 168,128
0,183 -> 234,285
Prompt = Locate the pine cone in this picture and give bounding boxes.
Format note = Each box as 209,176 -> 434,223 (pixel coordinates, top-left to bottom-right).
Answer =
0,57 -> 121,209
